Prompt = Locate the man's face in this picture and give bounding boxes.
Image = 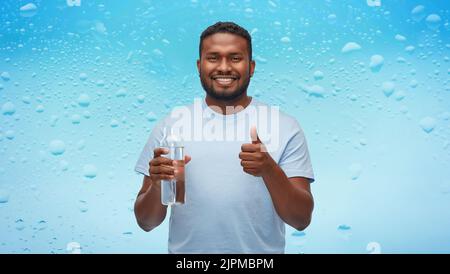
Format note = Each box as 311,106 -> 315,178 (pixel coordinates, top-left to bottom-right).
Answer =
197,33 -> 255,101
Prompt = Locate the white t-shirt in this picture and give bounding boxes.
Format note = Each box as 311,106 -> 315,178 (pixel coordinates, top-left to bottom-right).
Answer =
135,97 -> 314,253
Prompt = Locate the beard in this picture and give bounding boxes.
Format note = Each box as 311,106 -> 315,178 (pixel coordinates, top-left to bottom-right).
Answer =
200,71 -> 251,101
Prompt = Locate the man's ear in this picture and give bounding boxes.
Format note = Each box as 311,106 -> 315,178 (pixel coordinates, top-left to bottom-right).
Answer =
197,59 -> 200,75
250,60 -> 256,77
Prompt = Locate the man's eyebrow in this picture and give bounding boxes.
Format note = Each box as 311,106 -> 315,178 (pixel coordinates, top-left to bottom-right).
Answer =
204,52 -> 244,56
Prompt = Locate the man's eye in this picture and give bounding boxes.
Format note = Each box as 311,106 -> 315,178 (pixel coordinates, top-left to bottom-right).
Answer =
207,56 -> 217,61
231,57 -> 242,62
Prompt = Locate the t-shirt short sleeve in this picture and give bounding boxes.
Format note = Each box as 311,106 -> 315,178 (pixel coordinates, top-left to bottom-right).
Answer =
278,118 -> 315,183
134,120 -> 165,177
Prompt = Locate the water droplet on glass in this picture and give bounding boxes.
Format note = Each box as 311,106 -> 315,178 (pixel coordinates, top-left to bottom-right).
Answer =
394,90 -> 405,101
5,130 -> 15,140
77,140 -> 85,150
66,242 -> 82,254
255,55 -> 267,64
313,71 -> 324,80
400,105 -> 408,114
50,115 -> 59,127
349,163 -> 363,180
96,80 -> 105,87
77,94 -> 90,107
268,0 -> 277,8
116,88 -> 127,97
137,95 -> 145,103
338,224 -> 351,231
280,36 -> 291,43
19,3 -> 38,17
341,42 -> 361,53
83,111 -> 91,119
35,105 -> 45,113
83,164 -> 97,179
411,5 -> 426,22
49,140 -> 65,156
37,220 -> 47,230
71,114 -> 81,124
78,200 -> 88,213
369,55 -> 384,73
2,102 -> 15,115
327,14 -> 337,24
79,73 -> 88,81
146,112 -> 157,122
395,34 -> 406,42
15,219 -> 25,231
110,119 -> 119,128
419,117 -> 436,133
381,81 -> 395,97
306,85 -> 325,98
367,241 -> 382,254
1,71 -> 11,81
405,45 -> 415,54
153,48 -> 164,57
366,0 -> 381,7
440,112 -> 450,121
22,96 -> 31,104
60,160 -> 69,171
425,14 -> 441,30
0,189 -> 10,203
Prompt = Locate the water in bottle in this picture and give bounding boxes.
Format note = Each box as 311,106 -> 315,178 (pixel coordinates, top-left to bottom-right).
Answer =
159,127 -> 185,206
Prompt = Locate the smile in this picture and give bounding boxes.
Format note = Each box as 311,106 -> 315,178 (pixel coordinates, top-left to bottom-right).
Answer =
212,76 -> 238,86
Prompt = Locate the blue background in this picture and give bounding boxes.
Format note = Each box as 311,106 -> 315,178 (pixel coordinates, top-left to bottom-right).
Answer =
0,0 -> 449,253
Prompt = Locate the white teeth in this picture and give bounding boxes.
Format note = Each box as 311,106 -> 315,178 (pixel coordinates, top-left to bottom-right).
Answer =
213,75 -> 236,79
215,78 -> 234,85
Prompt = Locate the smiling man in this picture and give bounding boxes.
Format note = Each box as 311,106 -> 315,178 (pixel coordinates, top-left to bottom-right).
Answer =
198,27 -> 254,105
134,22 -> 315,254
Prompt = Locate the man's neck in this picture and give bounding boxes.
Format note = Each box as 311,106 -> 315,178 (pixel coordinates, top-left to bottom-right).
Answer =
205,94 -> 252,115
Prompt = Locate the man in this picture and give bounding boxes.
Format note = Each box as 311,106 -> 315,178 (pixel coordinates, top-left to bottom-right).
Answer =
134,22 -> 315,253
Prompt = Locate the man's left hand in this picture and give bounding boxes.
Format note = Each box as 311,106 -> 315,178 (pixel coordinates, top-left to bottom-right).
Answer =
239,126 -> 276,177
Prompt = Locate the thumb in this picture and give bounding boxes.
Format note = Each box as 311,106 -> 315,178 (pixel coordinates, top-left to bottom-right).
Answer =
250,126 -> 262,144
185,155 -> 192,164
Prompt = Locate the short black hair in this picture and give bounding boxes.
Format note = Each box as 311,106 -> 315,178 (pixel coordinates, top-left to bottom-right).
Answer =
199,21 -> 252,60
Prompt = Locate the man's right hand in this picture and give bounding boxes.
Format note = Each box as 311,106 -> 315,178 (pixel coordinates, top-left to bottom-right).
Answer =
149,148 -> 191,184
150,148 -> 175,184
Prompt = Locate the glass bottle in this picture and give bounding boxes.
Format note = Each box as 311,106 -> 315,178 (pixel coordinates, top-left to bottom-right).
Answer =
159,127 -> 185,206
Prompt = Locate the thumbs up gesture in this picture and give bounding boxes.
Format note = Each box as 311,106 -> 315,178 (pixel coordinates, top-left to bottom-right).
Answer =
239,126 -> 276,177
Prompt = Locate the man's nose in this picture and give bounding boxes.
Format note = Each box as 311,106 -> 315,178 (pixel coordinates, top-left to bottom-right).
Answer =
217,58 -> 232,72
